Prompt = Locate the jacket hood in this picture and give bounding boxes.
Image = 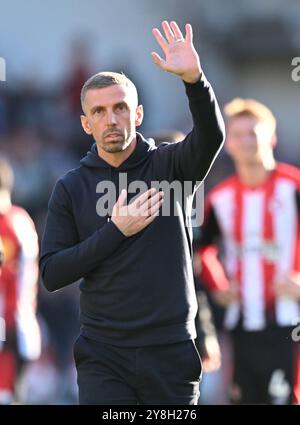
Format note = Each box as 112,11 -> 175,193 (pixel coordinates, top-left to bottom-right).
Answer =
80,132 -> 156,171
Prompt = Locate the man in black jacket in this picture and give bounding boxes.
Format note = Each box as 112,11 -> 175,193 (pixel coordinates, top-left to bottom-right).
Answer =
40,20 -> 225,405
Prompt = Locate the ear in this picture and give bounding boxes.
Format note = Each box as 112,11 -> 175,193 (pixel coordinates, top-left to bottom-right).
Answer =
135,105 -> 144,127
270,133 -> 277,148
80,115 -> 93,135
224,136 -> 232,155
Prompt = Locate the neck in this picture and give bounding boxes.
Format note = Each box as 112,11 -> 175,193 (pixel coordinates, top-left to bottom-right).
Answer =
0,191 -> 12,214
236,156 -> 276,187
97,137 -> 137,168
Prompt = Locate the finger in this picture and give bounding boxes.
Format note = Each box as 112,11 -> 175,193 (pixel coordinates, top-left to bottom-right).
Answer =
145,195 -> 164,217
151,52 -> 167,70
133,188 -> 157,208
144,199 -> 164,223
147,197 -> 164,217
139,192 -> 163,217
142,214 -> 156,227
114,189 -> 127,210
185,23 -> 193,44
170,21 -> 184,41
152,28 -> 168,53
162,20 -> 175,43
139,191 -> 164,216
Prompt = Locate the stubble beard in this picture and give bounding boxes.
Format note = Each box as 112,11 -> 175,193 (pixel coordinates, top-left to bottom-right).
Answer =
100,132 -> 126,153
100,129 -> 135,154
101,139 -> 126,153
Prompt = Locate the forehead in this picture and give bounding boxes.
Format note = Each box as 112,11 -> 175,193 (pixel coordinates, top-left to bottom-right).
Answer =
85,84 -> 136,109
227,114 -> 259,131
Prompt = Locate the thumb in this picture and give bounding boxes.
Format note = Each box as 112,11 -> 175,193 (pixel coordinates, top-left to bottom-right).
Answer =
151,52 -> 167,70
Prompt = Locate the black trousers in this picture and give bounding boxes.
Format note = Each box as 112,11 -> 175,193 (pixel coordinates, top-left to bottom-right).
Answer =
73,335 -> 202,405
231,327 -> 298,405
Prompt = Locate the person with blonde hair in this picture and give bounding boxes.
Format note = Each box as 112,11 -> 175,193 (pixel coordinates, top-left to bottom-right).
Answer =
196,97 -> 300,404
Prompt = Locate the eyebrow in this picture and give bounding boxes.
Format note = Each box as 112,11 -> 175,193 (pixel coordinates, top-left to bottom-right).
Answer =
90,104 -> 104,115
90,101 -> 129,115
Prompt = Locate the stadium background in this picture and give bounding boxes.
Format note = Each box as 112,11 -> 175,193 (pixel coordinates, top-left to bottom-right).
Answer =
0,0 -> 299,404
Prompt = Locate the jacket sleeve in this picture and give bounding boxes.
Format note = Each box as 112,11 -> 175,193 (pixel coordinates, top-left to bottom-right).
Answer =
194,289 -> 219,357
153,74 -> 225,183
39,179 -> 126,292
195,195 -> 230,292
12,208 -> 41,360
0,237 -> 3,267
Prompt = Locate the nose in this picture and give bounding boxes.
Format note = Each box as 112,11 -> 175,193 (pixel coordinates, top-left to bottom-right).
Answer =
106,110 -> 117,125
243,135 -> 257,145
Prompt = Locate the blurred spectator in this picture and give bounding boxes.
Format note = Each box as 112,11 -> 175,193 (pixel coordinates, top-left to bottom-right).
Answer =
64,38 -> 91,116
195,98 -> 300,404
0,158 -> 41,404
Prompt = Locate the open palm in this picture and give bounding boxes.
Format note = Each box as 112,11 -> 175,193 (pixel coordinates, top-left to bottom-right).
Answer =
152,21 -> 202,83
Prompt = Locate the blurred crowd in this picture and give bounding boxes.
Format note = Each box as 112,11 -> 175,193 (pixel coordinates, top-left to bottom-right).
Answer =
0,44 -> 93,404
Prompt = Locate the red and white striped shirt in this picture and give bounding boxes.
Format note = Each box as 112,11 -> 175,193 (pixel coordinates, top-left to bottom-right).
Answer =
198,163 -> 300,331
0,205 -> 41,360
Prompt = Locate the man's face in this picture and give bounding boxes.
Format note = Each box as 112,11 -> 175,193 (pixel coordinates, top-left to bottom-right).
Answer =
226,115 -> 275,165
80,84 -> 143,154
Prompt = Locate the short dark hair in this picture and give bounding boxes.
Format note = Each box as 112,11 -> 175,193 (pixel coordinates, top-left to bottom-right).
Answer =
0,157 -> 14,193
80,71 -> 138,113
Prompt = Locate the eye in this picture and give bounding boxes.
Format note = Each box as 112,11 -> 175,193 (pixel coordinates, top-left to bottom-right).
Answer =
93,107 -> 104,115
116,104 -> 127,112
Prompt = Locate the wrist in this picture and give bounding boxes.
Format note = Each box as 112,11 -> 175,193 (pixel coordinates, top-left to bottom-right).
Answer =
182,70 -> 202,84
111,217 -> 127,237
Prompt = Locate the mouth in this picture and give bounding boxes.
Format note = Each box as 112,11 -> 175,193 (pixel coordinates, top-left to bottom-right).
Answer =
105,134 -> 122,140
105,131 -> 122,137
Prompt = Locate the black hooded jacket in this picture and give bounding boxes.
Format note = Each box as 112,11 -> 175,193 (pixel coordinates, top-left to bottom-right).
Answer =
39,76 -> 225,346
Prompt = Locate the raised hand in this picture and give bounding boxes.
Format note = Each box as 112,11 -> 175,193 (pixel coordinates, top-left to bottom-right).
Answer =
151,20 -> 202,84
